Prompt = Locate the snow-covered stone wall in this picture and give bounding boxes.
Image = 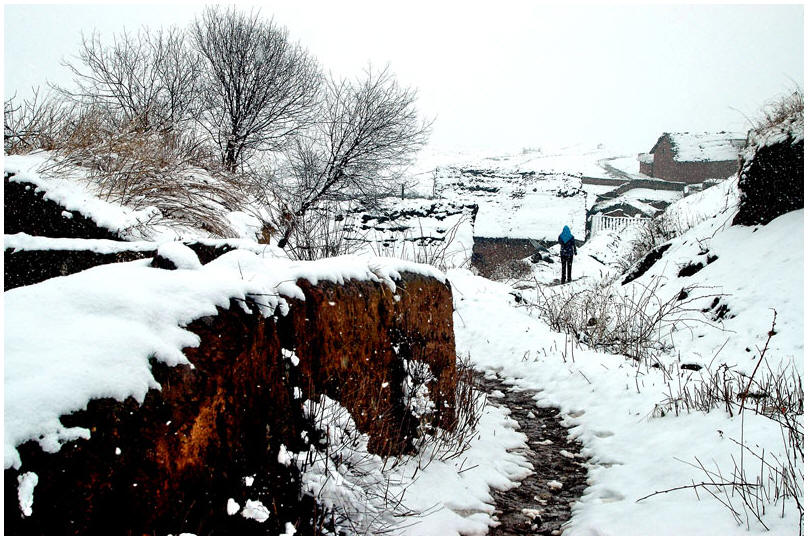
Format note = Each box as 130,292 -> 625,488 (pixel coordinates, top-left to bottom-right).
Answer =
4,259 -> 457,534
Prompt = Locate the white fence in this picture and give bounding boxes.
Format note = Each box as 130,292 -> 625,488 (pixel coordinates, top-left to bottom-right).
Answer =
590,213 -> 650,237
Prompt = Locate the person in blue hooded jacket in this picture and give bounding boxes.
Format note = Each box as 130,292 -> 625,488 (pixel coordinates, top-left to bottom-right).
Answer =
558,225 -> 577,284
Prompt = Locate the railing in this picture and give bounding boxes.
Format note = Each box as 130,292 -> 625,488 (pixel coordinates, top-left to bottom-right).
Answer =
590,213 -> 650,237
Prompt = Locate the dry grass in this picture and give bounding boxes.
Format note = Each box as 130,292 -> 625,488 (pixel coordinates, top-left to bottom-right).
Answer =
644,313 -> 803,533
530,276 -> 722,365
751,88 -> 804,134
42,109 -> 247,237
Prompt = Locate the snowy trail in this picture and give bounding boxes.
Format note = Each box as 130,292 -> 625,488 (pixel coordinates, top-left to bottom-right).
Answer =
475,373 -> 588,535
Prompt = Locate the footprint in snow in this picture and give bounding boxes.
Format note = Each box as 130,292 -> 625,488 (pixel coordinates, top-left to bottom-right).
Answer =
598,489 -> 625,503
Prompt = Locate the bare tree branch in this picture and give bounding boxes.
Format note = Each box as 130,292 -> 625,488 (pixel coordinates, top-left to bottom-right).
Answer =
272,65 -> 432,252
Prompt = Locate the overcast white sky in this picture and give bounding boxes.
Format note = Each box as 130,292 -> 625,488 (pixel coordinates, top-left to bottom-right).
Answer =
3,1 -> 804,155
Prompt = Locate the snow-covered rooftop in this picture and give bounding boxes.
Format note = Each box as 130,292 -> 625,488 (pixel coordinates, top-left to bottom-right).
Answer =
660,131 -> 746,162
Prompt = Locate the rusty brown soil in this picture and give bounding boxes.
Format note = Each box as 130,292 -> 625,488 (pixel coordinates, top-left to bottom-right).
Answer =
475,373 -> 589,536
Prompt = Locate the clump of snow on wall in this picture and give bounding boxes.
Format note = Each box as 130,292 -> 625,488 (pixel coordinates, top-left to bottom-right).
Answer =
241,499 -> 270,522
155,242 -> 202,270
17,472 -> 38,517
401,360 -> 436,419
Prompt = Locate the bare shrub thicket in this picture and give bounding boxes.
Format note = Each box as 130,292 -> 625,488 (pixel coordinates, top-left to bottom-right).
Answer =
276,200 -> 368,260
530,276 -> 721,364
269,66 -> 431,251
192,6 -> 321,171
4,89 -> 73,154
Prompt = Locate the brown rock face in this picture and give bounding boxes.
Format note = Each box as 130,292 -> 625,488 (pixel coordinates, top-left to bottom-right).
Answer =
4,272 -> 456,534
283,272 -> 457,455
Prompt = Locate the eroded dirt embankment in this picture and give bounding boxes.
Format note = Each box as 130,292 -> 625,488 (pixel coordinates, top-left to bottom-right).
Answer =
475,373 -> 588,536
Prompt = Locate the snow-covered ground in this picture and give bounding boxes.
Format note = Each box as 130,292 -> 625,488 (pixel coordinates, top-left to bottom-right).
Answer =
442,175 -> 803,535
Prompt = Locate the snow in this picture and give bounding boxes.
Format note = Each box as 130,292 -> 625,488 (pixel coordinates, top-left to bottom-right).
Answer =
4,233 -> 156,253
444,176 -> 802,535
156,242 -> 202,270
346,198 -> 476,270
241,499 -> 270,523
17,472 -> 38,517
277,444 -> 292,466
5,141 -> 802,535
294,394 -> 532,535
438,167 -> 587,241
4,153 -> 162,238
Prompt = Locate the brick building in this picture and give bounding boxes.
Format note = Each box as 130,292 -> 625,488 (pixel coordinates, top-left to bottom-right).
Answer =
638,132 -> 746,183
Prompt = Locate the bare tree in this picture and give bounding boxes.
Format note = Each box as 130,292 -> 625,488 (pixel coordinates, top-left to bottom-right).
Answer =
58,26 -> 201,133
271,65 -> 431,252
191,6 -> 321,171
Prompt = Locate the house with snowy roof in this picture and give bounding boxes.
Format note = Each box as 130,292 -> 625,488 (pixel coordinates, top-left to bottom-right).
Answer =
638,131 -> 746,184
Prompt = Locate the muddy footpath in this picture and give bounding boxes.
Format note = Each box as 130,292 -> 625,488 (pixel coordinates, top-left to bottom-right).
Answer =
474,373 -> 589,535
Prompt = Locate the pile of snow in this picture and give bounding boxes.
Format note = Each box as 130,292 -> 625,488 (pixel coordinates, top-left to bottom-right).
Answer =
154,242 -> 202,270
294,394 -> 532,535
437,167 -> 586,241
5,153 -> 161,239
4,233 -> 157,254
4,152 -> 270,244
345,198 -> 476,270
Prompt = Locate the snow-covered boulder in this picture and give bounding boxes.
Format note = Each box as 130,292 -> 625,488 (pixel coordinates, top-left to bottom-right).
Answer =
734,109 -> 804,226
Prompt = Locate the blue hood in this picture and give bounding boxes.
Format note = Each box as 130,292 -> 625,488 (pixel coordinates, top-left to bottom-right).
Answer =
559,225 -> 573,243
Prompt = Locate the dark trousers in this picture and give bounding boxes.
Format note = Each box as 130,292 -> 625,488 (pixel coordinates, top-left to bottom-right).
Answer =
561,256 -> 572,284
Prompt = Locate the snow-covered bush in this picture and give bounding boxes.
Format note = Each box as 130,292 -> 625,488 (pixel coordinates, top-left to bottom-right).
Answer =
531,276 -> 719,364
294,359 -> 487,534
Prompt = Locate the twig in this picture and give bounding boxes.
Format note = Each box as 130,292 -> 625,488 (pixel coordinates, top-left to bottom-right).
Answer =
738,309 -> 777,415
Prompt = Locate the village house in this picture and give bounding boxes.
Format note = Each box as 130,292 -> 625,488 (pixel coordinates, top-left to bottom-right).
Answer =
638,131 -> 746,183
